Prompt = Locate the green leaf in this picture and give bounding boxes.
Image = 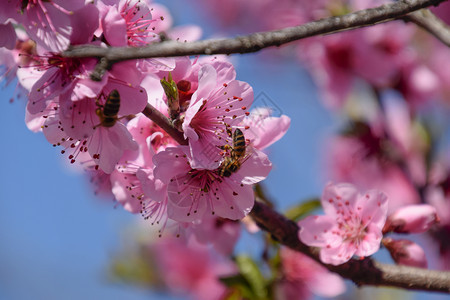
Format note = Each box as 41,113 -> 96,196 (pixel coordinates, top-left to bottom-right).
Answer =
110,256 -> 161,288
284,198 -> 321,221
235,255 -> 268,300
220,274 -> 255,299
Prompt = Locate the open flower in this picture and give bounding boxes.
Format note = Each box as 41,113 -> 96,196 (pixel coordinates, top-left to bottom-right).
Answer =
277,247 -> 346,299
298,182 -> 388,265
182,63 -> 253,169
152,145 -> 272,222
42,81 -> 147,173
1,0 -> 87,52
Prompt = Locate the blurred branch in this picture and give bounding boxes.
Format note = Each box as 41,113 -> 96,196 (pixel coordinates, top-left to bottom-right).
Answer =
140,96 -> 450,294
403,9 -> 450,47
250,201 -> 450,293
63,0 -> 448,64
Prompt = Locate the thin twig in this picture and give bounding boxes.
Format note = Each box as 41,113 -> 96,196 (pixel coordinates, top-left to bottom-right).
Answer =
63,0 -> 447,63
403,8 -> 450,47
141,103 -> 187,145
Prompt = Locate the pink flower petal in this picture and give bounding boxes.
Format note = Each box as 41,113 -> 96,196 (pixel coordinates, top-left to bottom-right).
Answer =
153,147 -> 192,184
0,23 -> 16,50
354,223 -> 382,257
321,182 -> 358,217
359,189 -> 388,229
101,5 -> 127,47
320,240 -> 356,265
232,148 -> 272,185
166,176 -> 209,222
298,215 -> 339,248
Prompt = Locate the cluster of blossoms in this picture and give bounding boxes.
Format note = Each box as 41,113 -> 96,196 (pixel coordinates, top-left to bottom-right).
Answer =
0,0 -> 290,234
193,0 -> 450,271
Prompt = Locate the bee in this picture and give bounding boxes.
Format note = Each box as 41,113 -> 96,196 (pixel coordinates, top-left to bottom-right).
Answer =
218,128 -> 248,177
96,89 -> 121,128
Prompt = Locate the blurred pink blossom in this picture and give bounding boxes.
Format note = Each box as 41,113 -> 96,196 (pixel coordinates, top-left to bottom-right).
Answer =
152,237 -> 236,300
384,204 -> 439,234
383,238 -> 428,268
188,216 -> 241,256
298,22 -> 413,108
276,247 -> 346,299
298,182 -> 388,265
0,23 -> 16,50
324,135 -> 420,212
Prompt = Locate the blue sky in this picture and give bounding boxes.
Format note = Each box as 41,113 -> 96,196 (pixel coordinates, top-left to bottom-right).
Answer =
0,1 -> 447,299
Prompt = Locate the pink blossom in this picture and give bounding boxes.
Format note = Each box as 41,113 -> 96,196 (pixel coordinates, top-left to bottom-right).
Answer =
142,56 -> 201,114
153,145 -> 271,222
323,96 -> 428,212
0,22 -> 16,50
152,237 -> 236,300
298,182 -> 388,265
382,93 -> 427,186
299,22 -> 412,108
276,247 -> 346,299
24,54 -> 99,114
384,204 -> 439,234
0,0 -> 86,51
383,238 -> 428,268
98,0 -> 157,47
393,55 -> 440,108
20,4 -> 100,114
42,82 -> 147,173
324,136 -> 420,212
112,114 -> 175,218
426,41 -> 450,101
423,161 -> 450,270
242,107 -> 291,150
188,216 -> 241,255
183,62 -> 253,169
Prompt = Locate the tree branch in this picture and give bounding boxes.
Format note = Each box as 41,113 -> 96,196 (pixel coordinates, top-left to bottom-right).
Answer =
250,201 -> 450,293
403,8 -> 450,47
63,0 -> 447,63
139,96 -> 450,294
141,104 -> 187,145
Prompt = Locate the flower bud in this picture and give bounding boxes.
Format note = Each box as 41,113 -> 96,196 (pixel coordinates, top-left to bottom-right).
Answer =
383,204 -> 438,234
383,238 -> 427,268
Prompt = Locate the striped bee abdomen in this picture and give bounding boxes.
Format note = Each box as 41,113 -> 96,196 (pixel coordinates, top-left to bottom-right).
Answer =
96,89 -> 121,128
103,90 -> 121,117
231,128 -> 246,159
